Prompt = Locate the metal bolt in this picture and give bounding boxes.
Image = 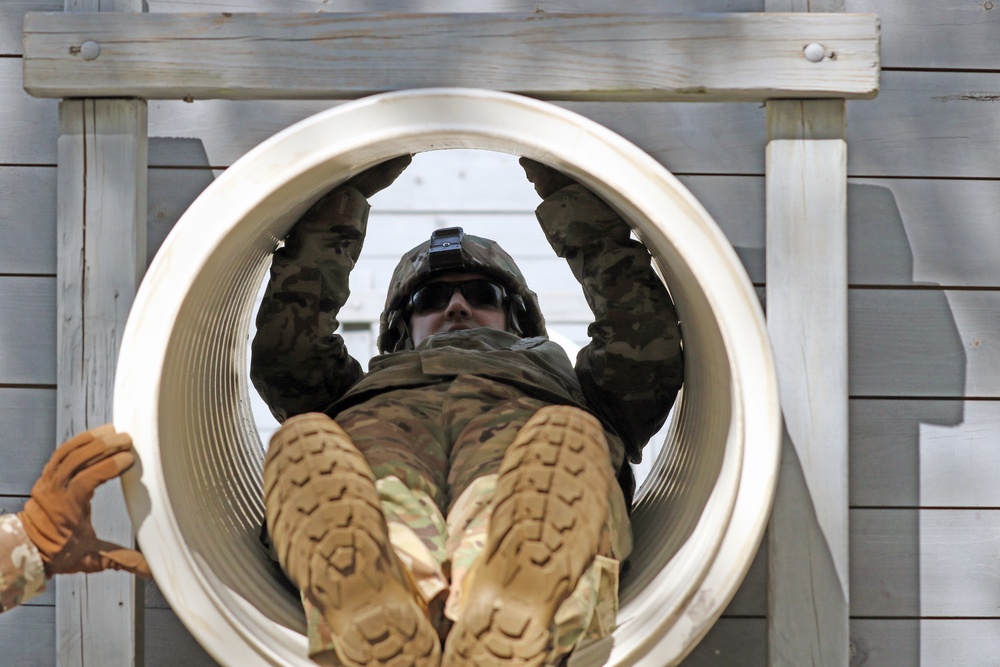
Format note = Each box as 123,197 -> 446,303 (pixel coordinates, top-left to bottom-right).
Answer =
803,43 -> 825,63
80,40 -> 101,60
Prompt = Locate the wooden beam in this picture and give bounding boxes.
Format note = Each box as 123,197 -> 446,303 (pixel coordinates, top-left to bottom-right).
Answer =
22,12 -> 880,101
765,99 -> 850,665
56,98 -> 147,666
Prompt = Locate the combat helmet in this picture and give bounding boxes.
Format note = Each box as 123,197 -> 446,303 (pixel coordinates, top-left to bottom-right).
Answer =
377,227 -> 547,353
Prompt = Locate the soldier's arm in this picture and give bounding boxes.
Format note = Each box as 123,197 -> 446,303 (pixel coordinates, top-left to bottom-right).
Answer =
251,186 -> 369,421
0,513 -> 46,612
534,182 -> 684,462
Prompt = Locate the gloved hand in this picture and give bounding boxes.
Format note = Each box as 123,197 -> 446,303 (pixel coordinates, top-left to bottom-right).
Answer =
343,154 -> 413,199
519,157 -> 577,199
18,425 -> 151,578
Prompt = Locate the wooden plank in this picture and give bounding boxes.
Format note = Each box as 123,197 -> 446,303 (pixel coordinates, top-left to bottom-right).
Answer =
848,289 -> 999,399
144,608 -> 217,667
56,97 -> 147,667
851,508 -> 1000,618
0,388 -> 56,495
9,280 -> 1000,403
45,164 -> 1000,289
846,0 -> 1000,70
677,618 -> 1000,667
0,0 -> 62,55
9,68 -> 1000,179
850,399 -> 997,508
22,12 -> 880,101
149,0 -> 767,12
695,508 -> 1000,620
140,0 -> 1000,72
0,166 -> 57,275
0,58 -> 59,166
684,175 -> 1000,288
680,618 -> 767,666
0,604 -> 57,665
765,99 -> 849,666
0,277 -> 56,384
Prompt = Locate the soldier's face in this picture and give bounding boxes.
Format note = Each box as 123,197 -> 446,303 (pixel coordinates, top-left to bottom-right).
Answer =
408,272 -> 509,346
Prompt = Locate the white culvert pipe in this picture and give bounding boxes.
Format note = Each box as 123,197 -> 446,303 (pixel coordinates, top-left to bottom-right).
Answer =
115,88 -> 781,666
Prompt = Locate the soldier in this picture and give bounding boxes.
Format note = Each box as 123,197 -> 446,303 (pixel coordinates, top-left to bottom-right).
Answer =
1,425 -> 149,613
253,156 -> 683,667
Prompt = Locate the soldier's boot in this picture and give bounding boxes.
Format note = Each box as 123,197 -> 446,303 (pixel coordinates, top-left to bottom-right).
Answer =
441,406 -> 615,667
264,412 -> 441,667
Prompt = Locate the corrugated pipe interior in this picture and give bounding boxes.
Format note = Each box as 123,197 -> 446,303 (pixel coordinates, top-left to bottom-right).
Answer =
115,88 -> 781,666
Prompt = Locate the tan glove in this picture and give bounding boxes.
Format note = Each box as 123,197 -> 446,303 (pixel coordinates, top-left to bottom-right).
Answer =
519,157 -> 577,199
18,425 -> 151,578
343,154 -> 413,199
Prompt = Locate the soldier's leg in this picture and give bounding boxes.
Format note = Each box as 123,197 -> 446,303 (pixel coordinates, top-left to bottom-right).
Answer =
438,381 -> 626,666
264,411 -> 442,667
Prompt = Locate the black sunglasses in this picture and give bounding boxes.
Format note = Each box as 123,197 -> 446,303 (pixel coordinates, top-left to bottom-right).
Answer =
409,279 -> 507,314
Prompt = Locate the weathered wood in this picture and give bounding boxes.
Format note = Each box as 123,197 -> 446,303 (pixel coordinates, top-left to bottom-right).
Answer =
148,0 -> 767,12
701,506 -> 1000,621
0,388 -> 56,495
846,0 -> 1000,70
144,608 -> 217,666
11,160 -> 1000,291
0,58 -> 59,165
6,278 -> 992,403
23,12 -> 880,101
848,289 -> 994,398
850,399 -> 999,508
0,0 -> 61,55
0,166 -> 57,274
0,604 -> 58,665
56,98 -> 147,667
766,99 -> 849,666
0,277 -> 56,384
680,618 -> 767,665
851,509 -> 1000,617
679,617 -> 1000,666
9,67 -> 1000,179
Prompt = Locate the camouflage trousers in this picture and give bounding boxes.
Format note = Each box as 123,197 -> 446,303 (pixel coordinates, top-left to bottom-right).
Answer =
302,375 -> 633,662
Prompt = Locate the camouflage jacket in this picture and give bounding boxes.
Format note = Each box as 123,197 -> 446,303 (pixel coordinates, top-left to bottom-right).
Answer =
251,183 -> 683,469
0,513 -> 46,613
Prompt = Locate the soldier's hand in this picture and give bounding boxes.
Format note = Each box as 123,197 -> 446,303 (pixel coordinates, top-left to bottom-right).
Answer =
18,425 -> 151,578
344,154 -> 413,199
519,157 -> 577,199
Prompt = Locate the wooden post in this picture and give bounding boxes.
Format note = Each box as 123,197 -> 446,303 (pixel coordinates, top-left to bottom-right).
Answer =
56,92 -> 147,667
765,97 -> 849,666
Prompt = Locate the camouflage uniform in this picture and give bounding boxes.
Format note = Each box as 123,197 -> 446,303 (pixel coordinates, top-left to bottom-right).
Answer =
0,513 -> 46,613
252,183 -> 683,660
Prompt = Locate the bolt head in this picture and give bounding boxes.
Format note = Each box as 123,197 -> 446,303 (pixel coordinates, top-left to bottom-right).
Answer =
804,43 -> 825,63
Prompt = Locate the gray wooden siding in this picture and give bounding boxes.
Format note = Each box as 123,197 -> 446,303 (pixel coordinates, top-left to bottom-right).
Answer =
1,0 -> 997,664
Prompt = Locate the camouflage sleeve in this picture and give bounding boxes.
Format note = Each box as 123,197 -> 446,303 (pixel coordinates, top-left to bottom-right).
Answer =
0,513 -> 46,613
250,186 -> 370,421
536,184 -> 684,463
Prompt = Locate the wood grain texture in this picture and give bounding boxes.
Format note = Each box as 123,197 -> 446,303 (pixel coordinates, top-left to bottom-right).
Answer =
22,12 -> 880,101
148,0 -> 767,12
765,99 -> 849,667
8,67 -> 1000,180
56,97 -> 147,667
0,277 -> 56,384
9,160 -> 999,291
0,166 -> 57,275
0,388 -> 56,496
850,508 -> 1000,618
849,398 -> 997,508
0,1 -> 61,56
847,0 -> 1000,70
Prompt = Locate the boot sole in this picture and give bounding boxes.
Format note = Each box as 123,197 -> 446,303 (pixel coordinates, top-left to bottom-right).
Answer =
442,406 -> 614,667
264,413 -> 441,667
